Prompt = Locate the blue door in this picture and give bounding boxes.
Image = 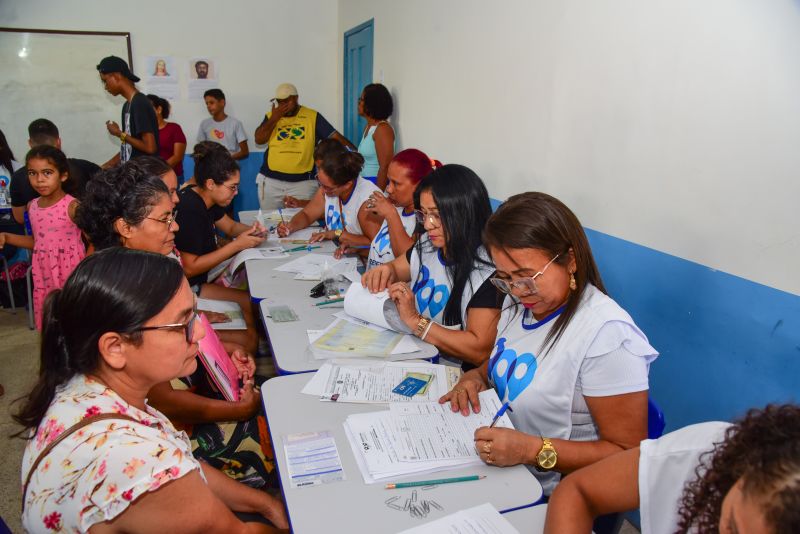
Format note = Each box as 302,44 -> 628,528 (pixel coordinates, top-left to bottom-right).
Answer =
343,19 -> 373,145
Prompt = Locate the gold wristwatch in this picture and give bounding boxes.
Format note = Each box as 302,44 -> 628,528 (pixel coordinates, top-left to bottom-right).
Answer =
535,437 -> 557,471
333,229 -> 343,238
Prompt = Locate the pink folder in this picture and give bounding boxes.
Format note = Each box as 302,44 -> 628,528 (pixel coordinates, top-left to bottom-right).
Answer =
197,313 -> 240,402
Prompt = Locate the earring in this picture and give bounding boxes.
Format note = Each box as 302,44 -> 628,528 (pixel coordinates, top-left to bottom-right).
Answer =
569,272 -> 577,291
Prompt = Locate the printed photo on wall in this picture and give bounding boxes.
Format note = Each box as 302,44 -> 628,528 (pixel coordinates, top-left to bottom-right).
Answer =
144,55 -> 179,99
188,57 -> 219,100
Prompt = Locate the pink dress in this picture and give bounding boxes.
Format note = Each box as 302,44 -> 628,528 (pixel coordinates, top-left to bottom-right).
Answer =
29,194 -> 85,330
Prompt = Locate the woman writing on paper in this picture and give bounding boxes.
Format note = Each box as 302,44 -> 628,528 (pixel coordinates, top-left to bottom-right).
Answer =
440,193 -> 658,496
276,139 -> 381,250
361,165 -> 503,369
359,149 -> 441,269
16,248 -> 287,533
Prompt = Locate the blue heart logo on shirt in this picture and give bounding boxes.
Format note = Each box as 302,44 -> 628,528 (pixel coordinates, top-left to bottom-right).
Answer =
412,265 -> 450,319
488,337 -> 538,403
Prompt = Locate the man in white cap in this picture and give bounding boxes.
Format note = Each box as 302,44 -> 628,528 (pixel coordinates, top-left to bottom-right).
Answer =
254,83 -> 355,209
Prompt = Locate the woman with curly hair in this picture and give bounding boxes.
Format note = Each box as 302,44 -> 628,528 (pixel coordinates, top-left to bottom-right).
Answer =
544,404 -> 800,533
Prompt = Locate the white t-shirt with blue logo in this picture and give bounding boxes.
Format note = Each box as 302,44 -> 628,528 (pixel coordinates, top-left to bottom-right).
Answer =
487,284 -> 658,495
324,176 -> 379,235
366,207 -> 416,269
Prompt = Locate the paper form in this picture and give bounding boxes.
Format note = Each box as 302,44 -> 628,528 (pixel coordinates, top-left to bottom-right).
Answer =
283,430 -> 345,488
274,253 -> 357,278
397,502 -> 519,534
343,389 -> 514,482
311,318 -> 404,357
301,361 -> 449,403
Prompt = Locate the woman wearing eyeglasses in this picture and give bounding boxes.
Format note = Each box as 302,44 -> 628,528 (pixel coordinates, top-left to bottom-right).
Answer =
174,142 -> 266,353
16,248 -> 288,533
362,164 -> 503,368
276,139 -> 381,250
440,192 -> 658,497
78,162 -> 274,489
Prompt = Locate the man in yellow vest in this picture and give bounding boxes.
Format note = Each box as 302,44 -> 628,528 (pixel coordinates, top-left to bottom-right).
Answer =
254,83 -> 355,209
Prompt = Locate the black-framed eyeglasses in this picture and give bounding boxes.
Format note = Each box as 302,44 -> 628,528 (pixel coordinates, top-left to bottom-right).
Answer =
145,210 -> 178,228
133,306 -> 198,343
490,254 -> 561,295
414,209 -> 442,227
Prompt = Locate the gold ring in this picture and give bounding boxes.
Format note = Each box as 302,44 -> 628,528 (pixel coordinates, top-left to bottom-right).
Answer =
486,456 -> 494,465
452,388 -> 465,394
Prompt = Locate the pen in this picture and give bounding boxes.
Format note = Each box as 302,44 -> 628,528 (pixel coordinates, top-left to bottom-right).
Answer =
348,245 -> 371,249
385,475 -> 485,489
288,245 -> 321,252
315,297 -> 345,306
278,208 -> 286,225
489,402 -> 511,428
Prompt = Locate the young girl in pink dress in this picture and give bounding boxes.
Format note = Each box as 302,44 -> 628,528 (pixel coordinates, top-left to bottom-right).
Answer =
0,146 -> 85,329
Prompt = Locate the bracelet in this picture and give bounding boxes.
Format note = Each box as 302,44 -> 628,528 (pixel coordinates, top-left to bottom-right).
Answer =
414,314 -> 431,338
420,320 -> 434,341
120,132 -> 127,143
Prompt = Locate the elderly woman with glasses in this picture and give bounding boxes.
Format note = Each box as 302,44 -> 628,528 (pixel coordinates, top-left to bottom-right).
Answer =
362,164 -> 504,369
16,248 -> 288,533
440,192 -> 658,497
277,139 -> 381,251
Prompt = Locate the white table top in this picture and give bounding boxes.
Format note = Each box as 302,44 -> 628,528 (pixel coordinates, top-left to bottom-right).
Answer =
246,245 -> 438,374
263,373 -> 543,534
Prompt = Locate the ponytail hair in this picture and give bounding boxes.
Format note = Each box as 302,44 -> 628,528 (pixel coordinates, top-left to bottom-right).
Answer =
193,141 -> 238,187
391,149 -> 442,185
320,148 -> 364,185
13,248 -> 185,436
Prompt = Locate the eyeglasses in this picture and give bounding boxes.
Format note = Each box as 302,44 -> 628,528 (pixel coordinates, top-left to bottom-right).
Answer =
415,209 -> 442,227
146,210 -> 178,228
133,306 -> 198,343
316,174 -> 348,194
222,183 -> 239,193
490,254 -> 561,295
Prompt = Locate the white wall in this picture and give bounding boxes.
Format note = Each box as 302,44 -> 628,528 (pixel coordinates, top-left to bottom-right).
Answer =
0,0 -> 340,163
339,0 -> 800,295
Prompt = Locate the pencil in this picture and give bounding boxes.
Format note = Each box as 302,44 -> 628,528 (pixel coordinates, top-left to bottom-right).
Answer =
315,297 -> 345,306
384,475 -> 485,489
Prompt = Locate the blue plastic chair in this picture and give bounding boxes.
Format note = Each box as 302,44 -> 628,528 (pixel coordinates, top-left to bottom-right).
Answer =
648,397 -> 666,439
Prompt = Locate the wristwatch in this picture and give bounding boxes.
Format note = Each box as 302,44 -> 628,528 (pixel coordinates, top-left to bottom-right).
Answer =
535,437 -> 557,471
333,229 -> 343,238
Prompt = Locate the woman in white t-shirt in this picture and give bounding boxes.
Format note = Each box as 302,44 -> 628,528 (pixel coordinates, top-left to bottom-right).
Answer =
277,139 -> 380,252
545,404 -> 800,533
0,128 -> 23,206
441,192 -> 658,495
362,164 -> 503,369
362,148 -> 441,269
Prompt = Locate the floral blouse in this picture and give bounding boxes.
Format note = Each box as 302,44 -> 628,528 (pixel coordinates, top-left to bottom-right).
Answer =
21,375 -> 203,533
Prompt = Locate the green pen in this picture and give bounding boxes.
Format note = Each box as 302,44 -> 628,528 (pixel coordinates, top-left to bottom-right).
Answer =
288,245 -> 321,252
384,475 -> 486,489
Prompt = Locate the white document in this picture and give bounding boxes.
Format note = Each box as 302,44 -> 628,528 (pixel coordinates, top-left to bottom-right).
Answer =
397,503 -> 519,534
343,283 -> 392,330
196,298 -> 246,330
283,430 -> 345,488
275,253 -> 357,277
227,247 -> 289,273
301,361 -> 449,403
344,389 -> 514,483
207,257 -> 233,283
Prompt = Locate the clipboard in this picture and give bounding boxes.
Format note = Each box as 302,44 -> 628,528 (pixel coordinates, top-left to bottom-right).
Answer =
197,313 -> 240,401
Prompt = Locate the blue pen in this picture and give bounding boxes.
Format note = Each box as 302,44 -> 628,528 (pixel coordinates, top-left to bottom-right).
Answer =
489,402 -> 511,428
278,208 -> 286,225
350,245 -> 371,249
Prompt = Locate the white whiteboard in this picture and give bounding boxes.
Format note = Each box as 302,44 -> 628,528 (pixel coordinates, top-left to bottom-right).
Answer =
0,29 -> 131,165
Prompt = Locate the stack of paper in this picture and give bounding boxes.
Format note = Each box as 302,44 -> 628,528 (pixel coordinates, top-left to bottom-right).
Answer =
344,389 -> 514,483
301,361 -> 451,403
274,253 -> 357,281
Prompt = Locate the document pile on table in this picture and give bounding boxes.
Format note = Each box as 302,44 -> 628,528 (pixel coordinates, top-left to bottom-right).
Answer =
344,389 -> 514,483
302,360 -> 460,403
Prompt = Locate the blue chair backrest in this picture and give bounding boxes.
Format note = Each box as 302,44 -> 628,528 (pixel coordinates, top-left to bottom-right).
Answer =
648,397 -> 666,439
